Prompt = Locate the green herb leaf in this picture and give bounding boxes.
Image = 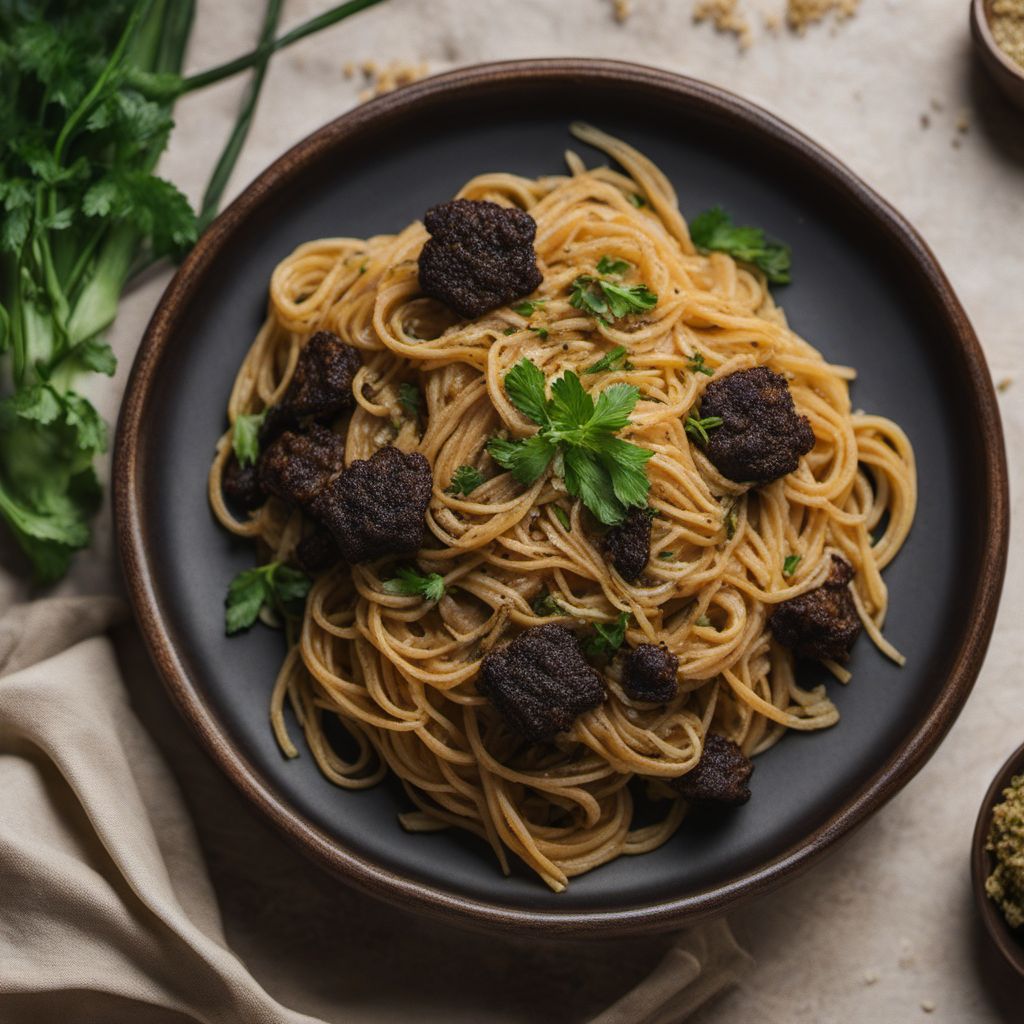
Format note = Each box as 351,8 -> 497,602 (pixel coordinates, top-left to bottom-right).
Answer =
383,566 -> 446,602
532,590 -> 563,617
689,206 -> 792,285
687,351 -> 714,377
724,501 -> 739,540
512,299 -> 545,315
596,255 -> 631,276
232,411 -> 266,467
584,345 -> 633,375
695,614 -> 711,627
447,465 -> 485,496
487,434 -> 556,485
628,192 -> 647,208
398,382 -> 421,416
570,275 -> 657,322
503,357 -> 550,426
551,505 -> 571,531
529,326 -> 549,340
782,554 -> 802,577
685,414 -> 724,446
225,561 -> 312,634
584,611 -> 631,657
503,326 -> 517,336
658,551 -> 675,560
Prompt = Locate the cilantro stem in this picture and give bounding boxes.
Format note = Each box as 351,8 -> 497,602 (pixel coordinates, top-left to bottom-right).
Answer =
53,5 -> 143,167
179,0 -> 389,94
197,0 -> 283,231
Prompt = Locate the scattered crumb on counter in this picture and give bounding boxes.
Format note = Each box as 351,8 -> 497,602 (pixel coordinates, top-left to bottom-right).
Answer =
997,376 -> 1014,392
763,12 -> 782,31
921,1001 -> 936,1014
919,113 -> 930,129
898,938 -> 916,970
345,59 -> 429,101
787,0 -> 860,32
952,137 -> 963,150
863,968 -> 879,985
930,97 -> 945,112
612,0 -> 633,22
991,0 -> 1024,70
956,111 -> 971,133
693,0 -> 753,50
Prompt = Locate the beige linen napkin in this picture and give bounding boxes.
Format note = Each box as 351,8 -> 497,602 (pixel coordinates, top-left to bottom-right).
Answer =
0,597 -> 750,1023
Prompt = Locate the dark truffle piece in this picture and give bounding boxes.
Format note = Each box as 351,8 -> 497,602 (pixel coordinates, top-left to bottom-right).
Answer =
418,199 -> 543,319
257,425 -> 346,508
622,643 -> 679,703
604,507 -> 652,583
222,457 -> 265,512
261,331 -> 361,442
479,624 -> 606,742
769,554 -> 862,662
672,734 -> 753,805
698,366 -> 815,484
294,529 -> 341,573
310,445 -> 432,564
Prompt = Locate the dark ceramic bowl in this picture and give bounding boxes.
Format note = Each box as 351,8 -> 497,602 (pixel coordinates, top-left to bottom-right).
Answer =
972,742 -> 1024,978
971,0 -> 1024,111
114,60 -> 1008,936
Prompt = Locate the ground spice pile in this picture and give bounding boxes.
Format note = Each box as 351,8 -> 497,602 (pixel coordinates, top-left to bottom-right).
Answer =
991,0 -> 1024,69
986,773 -> 1024,929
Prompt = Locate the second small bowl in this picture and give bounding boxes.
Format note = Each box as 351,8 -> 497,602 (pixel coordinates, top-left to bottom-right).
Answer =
971,0 -> 1024,111
972,740 -> 1024,978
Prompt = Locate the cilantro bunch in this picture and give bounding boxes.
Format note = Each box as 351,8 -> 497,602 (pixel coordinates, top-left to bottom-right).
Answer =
487,358 -> 653,526
0,0 -> 386,581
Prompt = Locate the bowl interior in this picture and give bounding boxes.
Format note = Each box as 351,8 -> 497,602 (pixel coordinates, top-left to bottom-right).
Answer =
973,743 -> 1024,976
124,65 -> 1001,925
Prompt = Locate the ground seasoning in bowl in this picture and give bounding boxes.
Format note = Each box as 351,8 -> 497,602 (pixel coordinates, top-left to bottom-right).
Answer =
991,0 -> 1024,69
985,773 -> 1024,928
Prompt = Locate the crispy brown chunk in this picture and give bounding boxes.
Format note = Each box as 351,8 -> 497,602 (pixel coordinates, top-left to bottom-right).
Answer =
257,425 -> 346,507
310,445 -> 432,564
622,643 -> 679,703
479,624 -> 606,742
604,507 -> 652,583
222,457 -> 265,512
294,529 -> 340,573
261,331 -> 361,441
418,199 -> 543,319
769,554 -> 862,662
672,734 -> 753,805
699,366 -> 814,484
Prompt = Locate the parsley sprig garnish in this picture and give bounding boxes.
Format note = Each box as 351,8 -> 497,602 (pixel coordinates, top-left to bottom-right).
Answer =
446,465 -> 485,496
569,275 -> 657,323
383,566 -> 445,602
398,382 -> 421,416
685,413 -> 724,445
689,207 -> 792,285
584,345 -> 634,375
225,562 -> 312,635
596,255 -> 631,276
486,358 -> 653,526
782,554 -> 802,577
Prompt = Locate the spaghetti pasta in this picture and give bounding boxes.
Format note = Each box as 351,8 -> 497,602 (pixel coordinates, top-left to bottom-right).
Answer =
209,125 -> 916,892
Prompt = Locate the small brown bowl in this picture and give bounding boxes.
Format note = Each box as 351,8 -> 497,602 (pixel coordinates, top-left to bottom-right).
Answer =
972,740 -> 1024,978
971,0 -> 1024,111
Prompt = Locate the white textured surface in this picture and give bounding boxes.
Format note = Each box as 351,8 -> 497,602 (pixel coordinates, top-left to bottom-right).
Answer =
15,1 -> 1024,1020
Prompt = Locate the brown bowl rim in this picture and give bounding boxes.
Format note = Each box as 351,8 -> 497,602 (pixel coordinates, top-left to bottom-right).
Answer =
972,741 -> 1024,976
113,58 -> 1009,937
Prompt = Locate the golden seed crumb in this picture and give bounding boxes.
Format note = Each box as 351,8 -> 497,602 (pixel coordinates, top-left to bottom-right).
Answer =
354,60 -> 429,102
997,376 -> 1014,392
863,969 -> 879,985
693,0 -> 753,49
612,0 -> 633,23
921,1001 -> 936,1014
786,0 -> 860,32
